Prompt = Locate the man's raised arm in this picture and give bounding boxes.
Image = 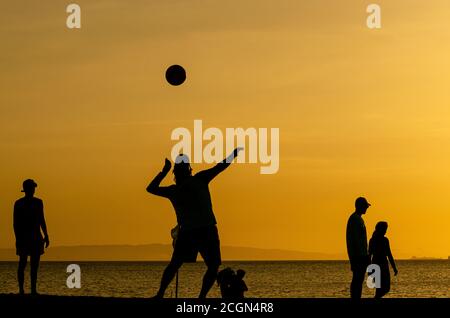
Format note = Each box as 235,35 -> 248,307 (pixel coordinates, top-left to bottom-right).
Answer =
146,158 -> 172,198
197,147 -> 243,184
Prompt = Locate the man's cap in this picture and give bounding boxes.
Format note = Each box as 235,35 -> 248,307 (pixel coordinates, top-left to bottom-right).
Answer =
21,179 -> 37,192
355,196 -> 371,207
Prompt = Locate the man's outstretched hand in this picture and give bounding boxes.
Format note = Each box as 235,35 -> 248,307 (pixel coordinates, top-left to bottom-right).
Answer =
233,147 -> 244,157
225,147 -> 244,163
162,158 -> 172,174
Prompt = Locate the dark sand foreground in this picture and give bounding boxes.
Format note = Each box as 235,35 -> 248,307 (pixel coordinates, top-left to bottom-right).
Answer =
0,294 -> 447,316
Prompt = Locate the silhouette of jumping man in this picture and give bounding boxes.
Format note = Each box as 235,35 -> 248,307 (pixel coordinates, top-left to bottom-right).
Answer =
13,179 -> 50,295
147,147 -> 243,298
369,221 -> 398,298
346,197 -> 371,300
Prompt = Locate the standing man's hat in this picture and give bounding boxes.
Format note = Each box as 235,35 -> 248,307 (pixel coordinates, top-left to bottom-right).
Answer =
355,196 -> 371,208
21,179 -> 37,192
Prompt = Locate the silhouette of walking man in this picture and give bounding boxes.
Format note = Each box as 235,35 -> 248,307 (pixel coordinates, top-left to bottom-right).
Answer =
13,179 -> 50,295
147,147 -> 242,298
346,197 -> 371,299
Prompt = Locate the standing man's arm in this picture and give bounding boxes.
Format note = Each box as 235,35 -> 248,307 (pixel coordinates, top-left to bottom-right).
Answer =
39,200 -> 50,248
196,147 -> 243,183
147,158 -> 173,198
346,216 -> 368,267
346,218 -> 358,261
13,202 -> 20,243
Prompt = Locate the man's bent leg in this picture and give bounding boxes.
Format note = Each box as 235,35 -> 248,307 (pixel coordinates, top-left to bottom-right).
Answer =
198,226 -> 221,299
155,259 -> 183,298
199,264 -> 219,299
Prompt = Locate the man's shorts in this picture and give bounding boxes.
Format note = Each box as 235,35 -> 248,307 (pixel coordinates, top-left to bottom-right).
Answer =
171,225 -> 221,266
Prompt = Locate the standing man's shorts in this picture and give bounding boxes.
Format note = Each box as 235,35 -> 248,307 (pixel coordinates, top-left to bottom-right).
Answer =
172,225 -> 221,266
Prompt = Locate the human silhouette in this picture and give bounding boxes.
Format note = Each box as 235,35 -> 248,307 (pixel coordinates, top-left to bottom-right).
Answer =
217,267 -> 248,298
369,221 -> 398,298
346,197 -> 371,299
13,179 -> 50,295
230,269 -> 248,298
147,147 -> 243,298
217,267 -> 235,298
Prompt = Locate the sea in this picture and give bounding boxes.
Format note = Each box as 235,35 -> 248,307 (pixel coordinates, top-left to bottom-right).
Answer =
0,260 -> 448,298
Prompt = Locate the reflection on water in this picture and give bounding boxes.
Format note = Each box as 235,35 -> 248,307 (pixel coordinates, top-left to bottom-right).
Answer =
0,260 -> 448,298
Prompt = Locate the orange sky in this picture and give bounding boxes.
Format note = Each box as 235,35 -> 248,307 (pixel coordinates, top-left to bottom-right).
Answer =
1,0 -> 449,258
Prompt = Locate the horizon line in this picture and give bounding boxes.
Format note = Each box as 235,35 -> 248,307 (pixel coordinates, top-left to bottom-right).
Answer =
0,244 -> 446,260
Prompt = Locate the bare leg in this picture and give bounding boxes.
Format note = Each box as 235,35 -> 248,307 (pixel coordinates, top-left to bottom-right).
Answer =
155,260 -> 183,298
18,255 -> 27,295
30,254 -> 40,295
199,265 -> 219,299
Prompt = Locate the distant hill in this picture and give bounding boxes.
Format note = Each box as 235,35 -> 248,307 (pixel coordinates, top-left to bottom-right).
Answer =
0,244 -> 344,261
410,256 -> 444,260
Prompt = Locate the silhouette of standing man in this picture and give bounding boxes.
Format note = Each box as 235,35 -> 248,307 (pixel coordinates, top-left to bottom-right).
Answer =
13,179 -> 50,295
147,147 -> 242,298
346,197 -> 371,300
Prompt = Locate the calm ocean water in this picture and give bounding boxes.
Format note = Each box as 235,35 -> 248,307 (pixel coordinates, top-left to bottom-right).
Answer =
0,261 -> 448,298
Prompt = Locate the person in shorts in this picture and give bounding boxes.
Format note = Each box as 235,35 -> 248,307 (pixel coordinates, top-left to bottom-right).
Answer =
147,147 -> 242,298
13,179 -> 50,295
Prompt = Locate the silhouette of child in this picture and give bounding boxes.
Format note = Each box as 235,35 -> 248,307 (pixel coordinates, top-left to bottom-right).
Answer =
231,269 -> 248,298
369,221 -> 398,298
217,267 -> 235,298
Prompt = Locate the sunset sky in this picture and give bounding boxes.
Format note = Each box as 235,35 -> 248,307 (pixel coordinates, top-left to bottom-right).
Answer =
1,0 -> 449,259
